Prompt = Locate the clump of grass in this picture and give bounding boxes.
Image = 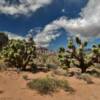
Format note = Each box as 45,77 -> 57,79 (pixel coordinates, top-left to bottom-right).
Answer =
76,73 -> 94,84
56,79 -> 74,92
86,69 -> 100,78
53,68 -> 67,76
23,75 -> 29,80
0,60 -> 8,71
27,76 -> 74,94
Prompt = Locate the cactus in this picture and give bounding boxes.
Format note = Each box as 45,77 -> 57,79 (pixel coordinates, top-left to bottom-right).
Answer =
1,37 -> 36,71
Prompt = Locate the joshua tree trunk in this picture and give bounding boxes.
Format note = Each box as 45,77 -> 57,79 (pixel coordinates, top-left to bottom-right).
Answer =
22,55 -> 31,71
81,66 -> 87,73
78,57 -> 87,73
79,60 -> 87,73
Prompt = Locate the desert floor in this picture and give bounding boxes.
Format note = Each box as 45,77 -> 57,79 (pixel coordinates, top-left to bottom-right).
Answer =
0,70 -> 100,100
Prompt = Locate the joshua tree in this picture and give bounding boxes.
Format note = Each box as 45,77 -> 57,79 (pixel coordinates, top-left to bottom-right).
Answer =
72,37 -> 93,73
1,37 -> 36,71
58,37 -> 94,73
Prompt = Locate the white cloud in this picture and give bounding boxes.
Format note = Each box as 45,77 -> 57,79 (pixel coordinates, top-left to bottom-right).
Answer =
3,31 -> 24,40
34,0 -> 100,47
0,0 -> 52,16
48,0 -> 100,38
63,0 -> 100,38
0,0 -> 100,47
33,25 -> 61,47
2,30 -> 60,47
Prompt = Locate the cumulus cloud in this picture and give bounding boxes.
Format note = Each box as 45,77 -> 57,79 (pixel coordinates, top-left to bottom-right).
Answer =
34,0 -> 100,47
2,30 -> 60,47
33,25 -> 61,47
3,31 -> 24,40
60,0 -> 100,38
0,0 -> 52,16
1,0 -> 100,47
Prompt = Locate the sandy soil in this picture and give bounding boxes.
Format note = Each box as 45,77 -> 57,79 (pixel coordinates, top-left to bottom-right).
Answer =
0,71 -> 100,100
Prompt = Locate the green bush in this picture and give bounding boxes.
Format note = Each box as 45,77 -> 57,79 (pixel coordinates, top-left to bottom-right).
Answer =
27,76 -> 74,94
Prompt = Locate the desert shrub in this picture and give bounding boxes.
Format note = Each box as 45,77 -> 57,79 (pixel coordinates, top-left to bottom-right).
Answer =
86,69 -> 100,78
35,53 -> 49,70
27,76 -> 74,94
56,79 -> 74,92
76,73 -> 94,84
23,75 -> 29,80
36,52 -> 58,71
46,64 -> 58,70
53,68 -> 67,76
0,60 -> 8,71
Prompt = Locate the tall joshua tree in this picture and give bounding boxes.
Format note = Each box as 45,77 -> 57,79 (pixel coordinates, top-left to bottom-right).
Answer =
73,37 -> 93,73
58,36 -> 94,73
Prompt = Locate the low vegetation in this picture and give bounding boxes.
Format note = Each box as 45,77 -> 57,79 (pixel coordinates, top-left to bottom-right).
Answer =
23,75 -> 29,80
27,76 -> 74,94
86,69 -> 100,78
76,73 -> 94,84
0,32 -> 99,74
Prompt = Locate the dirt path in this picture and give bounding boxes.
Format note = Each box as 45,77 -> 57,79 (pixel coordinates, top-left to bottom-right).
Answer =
0,71 -> 100,100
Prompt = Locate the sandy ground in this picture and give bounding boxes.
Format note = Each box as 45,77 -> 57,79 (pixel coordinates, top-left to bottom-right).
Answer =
0,71 -> 100,100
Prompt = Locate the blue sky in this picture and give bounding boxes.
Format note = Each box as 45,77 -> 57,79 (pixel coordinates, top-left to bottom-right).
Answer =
0,0 -> 100,50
